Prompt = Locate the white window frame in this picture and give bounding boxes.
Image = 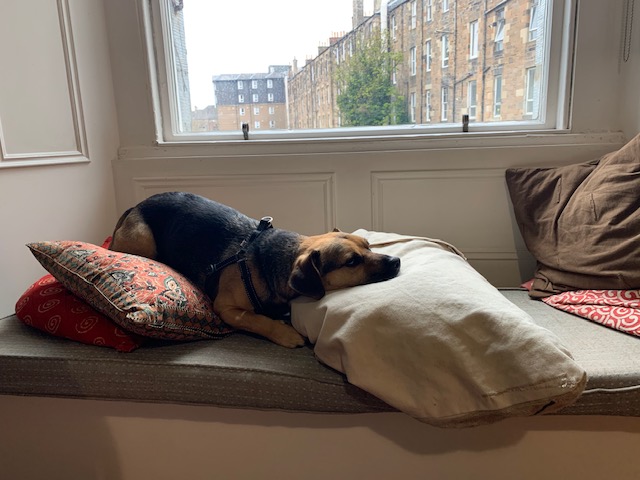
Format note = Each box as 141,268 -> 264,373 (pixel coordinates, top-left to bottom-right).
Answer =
493,74 -> 503,117
469,20 -> 479,59
410,92 -> 417,122
467,80 -> 477,119
426,0 -> 433,21
525,67 -> 537,116
268,93 -> 274,102
267,79 -> 273,88
410,47 -> 417,76
239,107 -> 245,116
411,0 -> 417,29
495,8 -> 505,52
441,86 -> 448,121
529,4 -> 539,41
148,0 -> 573,142
238,94 -> 245,103
442,0 -> 449,13
252,93 -> 259,103
425,39 -> 432,72
391,15 -> 397,40
237,80 -> 244,90
254,106 -> 260,115
269,106 -> 275,115
251,80 -> 258,89
441,34 -> 449,68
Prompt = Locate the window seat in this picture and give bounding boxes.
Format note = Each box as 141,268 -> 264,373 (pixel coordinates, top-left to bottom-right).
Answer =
1,289 -> 639,418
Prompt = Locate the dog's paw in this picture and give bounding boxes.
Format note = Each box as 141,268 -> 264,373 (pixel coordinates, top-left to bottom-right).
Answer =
273,323 -> 306,348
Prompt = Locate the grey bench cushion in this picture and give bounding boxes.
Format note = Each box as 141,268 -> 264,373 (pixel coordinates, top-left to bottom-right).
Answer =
1,289 -> 639,416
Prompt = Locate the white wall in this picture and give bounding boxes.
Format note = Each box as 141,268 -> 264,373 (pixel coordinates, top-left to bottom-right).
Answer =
0,0 -> 119,316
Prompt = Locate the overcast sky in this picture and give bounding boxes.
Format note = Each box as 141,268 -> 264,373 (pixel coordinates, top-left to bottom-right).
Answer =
182,0 -> 372,109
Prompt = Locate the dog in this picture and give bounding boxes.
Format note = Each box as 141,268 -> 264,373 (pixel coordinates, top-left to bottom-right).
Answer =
110,192 -> 401,347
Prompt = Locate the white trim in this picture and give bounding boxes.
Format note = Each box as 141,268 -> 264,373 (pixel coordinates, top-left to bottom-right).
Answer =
0,0 -> 88,168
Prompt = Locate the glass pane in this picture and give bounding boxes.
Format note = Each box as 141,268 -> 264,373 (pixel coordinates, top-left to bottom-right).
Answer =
168,0 -> 549,134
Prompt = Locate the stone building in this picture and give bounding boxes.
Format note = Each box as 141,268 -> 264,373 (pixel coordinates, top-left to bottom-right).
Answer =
212,65 -> 290,132
288,0 -> 542,129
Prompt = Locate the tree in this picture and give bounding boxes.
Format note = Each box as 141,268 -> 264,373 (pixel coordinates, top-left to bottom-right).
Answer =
336,30 -> 408,127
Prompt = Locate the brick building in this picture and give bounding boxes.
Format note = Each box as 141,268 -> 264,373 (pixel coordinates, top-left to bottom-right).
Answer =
212,66 -> 290,132
288,0 -> 542,129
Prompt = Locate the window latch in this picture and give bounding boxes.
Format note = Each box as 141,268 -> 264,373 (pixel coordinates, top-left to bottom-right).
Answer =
242,123 -> 250,140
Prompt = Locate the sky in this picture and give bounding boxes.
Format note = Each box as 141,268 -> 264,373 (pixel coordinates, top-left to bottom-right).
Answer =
182,0 -> 374,109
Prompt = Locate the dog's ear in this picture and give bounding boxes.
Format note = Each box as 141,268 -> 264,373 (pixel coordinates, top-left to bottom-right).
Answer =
332,227 -> 342,232
289,249 -> 325,300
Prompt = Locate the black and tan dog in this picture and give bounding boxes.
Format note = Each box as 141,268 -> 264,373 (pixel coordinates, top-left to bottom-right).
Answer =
110,192 -> 400,347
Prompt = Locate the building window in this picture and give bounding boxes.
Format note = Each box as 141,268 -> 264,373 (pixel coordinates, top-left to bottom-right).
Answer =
251,80 -> 258,89
467,80 -> 477,119
267,79 -> 273,88
529,4 -> 539,41
269,106 -> 275,115
392,60 -> 397,84
441,86 -> 448,121
239,107 -> 245,116
252,93 -> 259,102
254,106 -> 260,115
237,80 -> 244,90
525,67 -> 537,116
269,120 -> 276,128
494,8 -> 505,53
410,47 -> 417,76
238,94 -> 245,103
441,34 -> 449,68
254,121 -> 261,129
493,74 -> 502,117
442,0 -> 449,13
425,89 -> 432,122
268,93 -> 274,102
425,40 -> 432,72
426,0 -> 433,21
410,92 -> 417,122
469,20 -> 479,59
391,15 -> 397,40
411,0 -> 417,29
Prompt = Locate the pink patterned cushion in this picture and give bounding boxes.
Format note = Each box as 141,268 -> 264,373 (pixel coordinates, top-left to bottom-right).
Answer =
542,290 -> 640,337
27,241 -> 234,341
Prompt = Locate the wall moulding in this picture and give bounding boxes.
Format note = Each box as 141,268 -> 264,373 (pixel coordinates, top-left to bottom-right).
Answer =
0,0 -> 88,169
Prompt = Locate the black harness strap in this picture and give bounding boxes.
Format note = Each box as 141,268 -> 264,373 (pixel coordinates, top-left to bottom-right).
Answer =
208,216 -> 273,314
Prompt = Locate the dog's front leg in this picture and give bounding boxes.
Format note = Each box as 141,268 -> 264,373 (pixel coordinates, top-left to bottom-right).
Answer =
218,307 -> 306,348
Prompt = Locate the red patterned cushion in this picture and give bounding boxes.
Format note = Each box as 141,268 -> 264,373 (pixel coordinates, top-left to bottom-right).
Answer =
542,290 -> 640,337
27,241 -> 234,341
15,274 -> 144,352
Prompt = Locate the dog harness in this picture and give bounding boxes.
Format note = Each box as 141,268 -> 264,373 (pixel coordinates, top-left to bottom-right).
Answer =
207,216 -> 273,315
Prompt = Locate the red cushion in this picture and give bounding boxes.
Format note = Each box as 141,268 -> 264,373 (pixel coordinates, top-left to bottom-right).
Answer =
15,274 -> 145,352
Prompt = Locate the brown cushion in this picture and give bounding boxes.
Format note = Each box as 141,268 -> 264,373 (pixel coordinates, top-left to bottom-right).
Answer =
506,134 -> 640,298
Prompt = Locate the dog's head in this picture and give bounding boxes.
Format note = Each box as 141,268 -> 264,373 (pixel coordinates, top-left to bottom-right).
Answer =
289,232 -> 401,300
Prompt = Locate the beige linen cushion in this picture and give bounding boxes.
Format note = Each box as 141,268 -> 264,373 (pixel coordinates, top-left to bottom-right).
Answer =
291,230 -> 586,427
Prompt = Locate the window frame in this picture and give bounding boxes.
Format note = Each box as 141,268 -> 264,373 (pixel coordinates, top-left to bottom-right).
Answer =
467,79 -> 477,120
410,46 -> 417,76
425,39 -> 432,72
148,0 -> 575,143
441,34 -> 449,68
469,20 -> 479,59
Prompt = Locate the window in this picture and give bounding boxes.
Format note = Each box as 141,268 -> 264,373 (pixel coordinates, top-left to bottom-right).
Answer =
469,20 -> 478,59
269,120 -> 276,128
410,92 -> 417,122
494,8 -> 505,53
254,106 -> 260,115
467,80 -> 477,119
425,89 -> 432,122
525,67 -> 537,116
269,106 -> 275,115
529,4 -> 539,41
410,47 -> 417,76
254,120 -> 261,129
152,0 -> 564,140
441,34 -> 449,68
239,107 -> 245,116
493,74 -> 502,117
411,1 -> 417,29
441,86 -> 448,121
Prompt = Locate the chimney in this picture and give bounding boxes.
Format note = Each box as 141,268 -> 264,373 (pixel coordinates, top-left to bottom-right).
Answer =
292,57 -> 298,75
373,0 -> 382,12
352,0 -> 363,29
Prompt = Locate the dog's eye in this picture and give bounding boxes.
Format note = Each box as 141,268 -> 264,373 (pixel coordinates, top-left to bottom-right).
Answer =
345,255 -> 362,267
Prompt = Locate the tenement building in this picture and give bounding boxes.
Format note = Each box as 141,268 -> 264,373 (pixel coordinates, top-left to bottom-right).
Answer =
288,0 -> 542,129
212,65 -> 290,132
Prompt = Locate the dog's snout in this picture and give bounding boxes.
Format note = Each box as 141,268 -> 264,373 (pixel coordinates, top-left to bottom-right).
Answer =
388,255 -> 401,274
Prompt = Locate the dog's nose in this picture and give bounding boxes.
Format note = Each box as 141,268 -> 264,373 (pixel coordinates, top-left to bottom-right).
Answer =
388,256 -> 401,275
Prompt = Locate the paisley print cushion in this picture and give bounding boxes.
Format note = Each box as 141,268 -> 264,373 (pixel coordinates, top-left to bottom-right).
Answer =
15,273 -> 145,352
27,241 -> 234,341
